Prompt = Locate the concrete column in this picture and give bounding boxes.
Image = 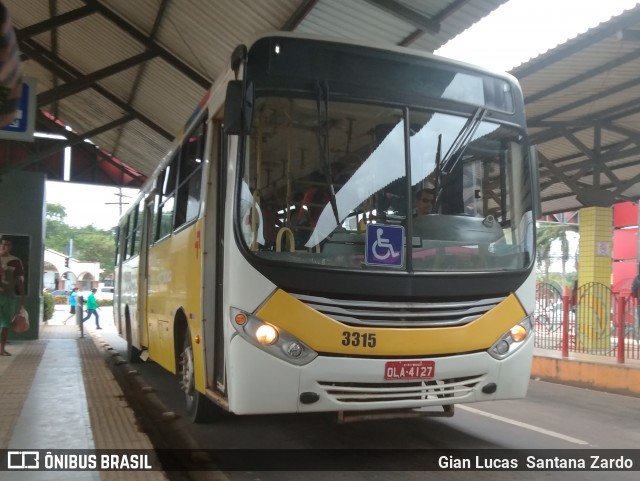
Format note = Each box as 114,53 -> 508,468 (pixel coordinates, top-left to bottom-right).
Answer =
579,207 -> 613,285
577,206 -> 612,351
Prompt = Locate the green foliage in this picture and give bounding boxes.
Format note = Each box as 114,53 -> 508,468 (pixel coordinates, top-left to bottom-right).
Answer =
43,292 -> 55,321
536,222 -> 579,282
536,271 -> 576,290
53,295 -> 68,305
45,203 -> 117,278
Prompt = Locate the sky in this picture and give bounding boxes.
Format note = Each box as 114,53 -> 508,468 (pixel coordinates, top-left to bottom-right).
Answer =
435,0 -> 640,71
46,181 -> 139,230
45,0 -> 639,230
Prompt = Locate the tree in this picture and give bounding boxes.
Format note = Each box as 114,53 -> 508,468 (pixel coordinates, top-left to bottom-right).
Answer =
45,203 -> 117,278
536,222 -> 579,286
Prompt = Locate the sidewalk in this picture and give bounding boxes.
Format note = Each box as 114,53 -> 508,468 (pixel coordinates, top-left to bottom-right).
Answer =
532,346 -> 640,397
0,305 -> 169,480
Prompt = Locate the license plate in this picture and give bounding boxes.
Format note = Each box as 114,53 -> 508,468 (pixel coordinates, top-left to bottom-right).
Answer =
384,360 -> 435,380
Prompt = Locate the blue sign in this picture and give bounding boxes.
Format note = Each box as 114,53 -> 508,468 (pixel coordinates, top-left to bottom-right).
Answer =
365,224 -> 404,267
0,77 -> 36,141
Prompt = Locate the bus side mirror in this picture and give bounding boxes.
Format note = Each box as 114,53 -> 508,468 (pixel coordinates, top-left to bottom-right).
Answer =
224,81 -> 253,135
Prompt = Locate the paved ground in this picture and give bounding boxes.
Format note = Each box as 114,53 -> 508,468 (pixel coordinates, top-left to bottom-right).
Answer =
0,304 -> 169,480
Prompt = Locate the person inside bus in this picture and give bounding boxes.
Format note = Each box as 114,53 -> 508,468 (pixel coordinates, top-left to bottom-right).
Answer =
288,192 -> 309,249
414,188 -> 435,217
298,172 -> 331,228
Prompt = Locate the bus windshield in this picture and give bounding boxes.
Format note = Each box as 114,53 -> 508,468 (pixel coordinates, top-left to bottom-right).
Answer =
238,95 -> 533,272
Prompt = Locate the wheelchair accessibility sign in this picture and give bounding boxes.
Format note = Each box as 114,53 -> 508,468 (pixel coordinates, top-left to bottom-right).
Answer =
365,224 -> 404,267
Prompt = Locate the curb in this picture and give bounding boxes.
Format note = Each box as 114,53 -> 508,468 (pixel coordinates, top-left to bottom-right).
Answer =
90,332 -> 230,481
532,355 -> 640,397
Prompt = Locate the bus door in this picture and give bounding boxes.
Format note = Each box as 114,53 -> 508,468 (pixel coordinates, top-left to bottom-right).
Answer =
137,195 -> 155,350
202,121 -> 227,395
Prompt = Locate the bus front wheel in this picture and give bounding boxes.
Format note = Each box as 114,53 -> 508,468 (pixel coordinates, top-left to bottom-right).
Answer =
179,331 -> 212,423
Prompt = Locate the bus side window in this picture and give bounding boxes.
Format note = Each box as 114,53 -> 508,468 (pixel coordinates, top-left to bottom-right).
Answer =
120,215 -> 129,261
175,120 -> 206,230
132,201 -> 144,256
157,161 -> 177,240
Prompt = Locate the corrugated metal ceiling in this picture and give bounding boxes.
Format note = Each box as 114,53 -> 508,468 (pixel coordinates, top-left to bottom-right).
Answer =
0,0 -> 507,187
512,2 -> 640,214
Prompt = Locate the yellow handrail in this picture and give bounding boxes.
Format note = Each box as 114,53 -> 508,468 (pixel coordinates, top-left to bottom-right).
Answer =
276,227 -> 295,252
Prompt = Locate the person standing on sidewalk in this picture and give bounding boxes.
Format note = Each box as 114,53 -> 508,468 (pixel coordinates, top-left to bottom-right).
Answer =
82,288 -> 101,330
63,287 -> 78,325
0,235 -> 25,355
631,263 -> 640,333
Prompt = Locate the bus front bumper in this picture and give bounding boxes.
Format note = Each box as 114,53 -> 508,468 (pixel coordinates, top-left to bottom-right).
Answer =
226,334 -> 534,415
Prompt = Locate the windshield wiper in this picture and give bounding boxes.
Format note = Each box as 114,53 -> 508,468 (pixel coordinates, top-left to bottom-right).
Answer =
441,106 -> 487,178
433,107 -> 487,212
433,133 -> 442,211
315,80 -> 340,225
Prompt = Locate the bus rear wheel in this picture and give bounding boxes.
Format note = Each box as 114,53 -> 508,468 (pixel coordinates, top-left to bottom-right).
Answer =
179,331 -> 212,423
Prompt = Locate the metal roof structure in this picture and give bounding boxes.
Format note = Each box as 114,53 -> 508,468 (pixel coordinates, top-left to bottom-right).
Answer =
0,0 -> 506,188
513,2 -> 640,214
1,0 -> 639,216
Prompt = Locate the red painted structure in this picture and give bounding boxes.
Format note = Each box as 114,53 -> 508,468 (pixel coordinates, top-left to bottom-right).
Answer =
612,202 -> 638,296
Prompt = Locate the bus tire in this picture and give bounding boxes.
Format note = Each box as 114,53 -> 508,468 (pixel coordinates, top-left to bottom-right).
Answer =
125,315 -> 142,363
180,330 -> 213,423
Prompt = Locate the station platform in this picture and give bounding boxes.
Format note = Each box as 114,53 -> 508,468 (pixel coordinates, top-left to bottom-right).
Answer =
2,306 -> 639,479
0,305 -> 170,480
532,347 -> 640,397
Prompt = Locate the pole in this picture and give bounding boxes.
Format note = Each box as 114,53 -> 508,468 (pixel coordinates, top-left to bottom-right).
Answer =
562,288 -> 569,358
76,294 -> 84,338
617,296 -> 625,364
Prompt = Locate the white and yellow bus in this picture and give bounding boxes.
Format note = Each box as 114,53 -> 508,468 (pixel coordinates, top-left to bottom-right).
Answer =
114,33 -> 537,422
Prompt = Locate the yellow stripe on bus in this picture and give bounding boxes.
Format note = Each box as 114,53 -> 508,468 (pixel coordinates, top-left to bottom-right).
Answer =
256,289 -> 526,356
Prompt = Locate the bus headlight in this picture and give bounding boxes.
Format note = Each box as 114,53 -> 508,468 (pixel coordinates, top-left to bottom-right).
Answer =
230,308 -> 317,365
488,316 -> 533,360
255,324 -> 278,345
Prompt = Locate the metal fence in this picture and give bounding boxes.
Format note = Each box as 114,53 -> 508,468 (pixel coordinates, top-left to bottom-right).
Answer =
534,281 -> 640,361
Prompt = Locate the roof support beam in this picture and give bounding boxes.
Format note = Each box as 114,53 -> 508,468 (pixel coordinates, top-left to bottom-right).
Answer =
0,114 -> 135,176
514,7 -> 640,79
528,75 -> 640,125
37,51 -> 157,107
16,4 -> 98,40
281,0 -> 319,30
399,0 -> 470,46
49,0 -> 61,119
603,122 -> 640,147
561,128 -> 597,162
535,123 -> 640,204
530,97 -> 640,145
19,39 -> 172,140
80,0 -> 211,89
362,0 -> 440,33
539,137 -> 640,168
37,112 -> 145,186
537,150 -> 635,205
112,0 -> 171,156
524,48 -> 640,104
537,150 -> 582,194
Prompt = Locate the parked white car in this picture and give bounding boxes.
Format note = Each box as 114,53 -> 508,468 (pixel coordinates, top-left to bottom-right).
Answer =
95,286 -> 114,301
